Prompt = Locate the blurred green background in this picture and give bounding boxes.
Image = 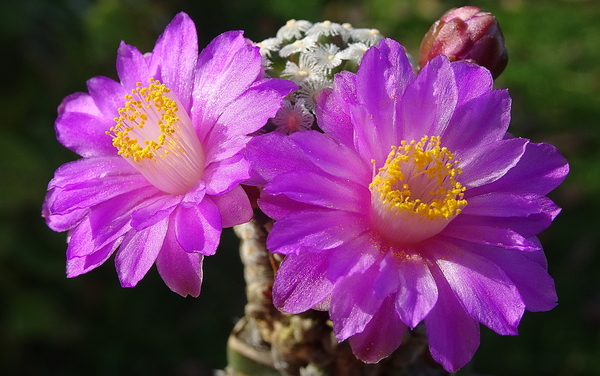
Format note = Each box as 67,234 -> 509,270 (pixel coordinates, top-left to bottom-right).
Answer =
1,0 -> 599,374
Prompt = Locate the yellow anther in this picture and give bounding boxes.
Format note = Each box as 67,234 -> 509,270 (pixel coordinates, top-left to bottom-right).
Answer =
369,135 -> 467,243
105,78 -> 206,195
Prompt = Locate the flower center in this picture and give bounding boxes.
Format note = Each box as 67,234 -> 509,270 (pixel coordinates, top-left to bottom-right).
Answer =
369,135 -> 467,244
108,78 -> 205,195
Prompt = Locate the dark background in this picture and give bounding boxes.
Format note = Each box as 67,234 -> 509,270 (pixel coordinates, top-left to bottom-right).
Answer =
1,0 -> 599,374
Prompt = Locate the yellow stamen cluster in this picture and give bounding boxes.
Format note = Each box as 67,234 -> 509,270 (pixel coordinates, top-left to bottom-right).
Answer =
370,135 -> 467,221
106,78 -> 205,196
108,78 -> 178,161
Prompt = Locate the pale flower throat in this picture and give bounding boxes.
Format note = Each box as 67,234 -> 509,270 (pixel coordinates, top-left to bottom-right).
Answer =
369,135 -> 467,244
108,78 -> 205,195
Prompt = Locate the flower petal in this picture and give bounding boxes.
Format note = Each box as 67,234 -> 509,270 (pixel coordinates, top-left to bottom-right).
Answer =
272,251 -> 334,314
330,266 -> 384,341
267,209 -> 367,255
326,233 -> 381,282
55,92 -> 116,157
459,138 -> 528,188
45,157 -> 150,218
399,55 -> 457,142
471,245 -> 557,312
86,75 -> 127,121
352,39 -> 415,164
316,73 -> 357,149
203,153 -> 251,196
210,185 -> 252,228
116,42 -> 150,89
258,191 -> 320,220
462,192 -> 559,218
442,89 -> 511,157
43,190 -> 89,232
192,30 -> 261,141
467,141 -> 569,197
348,296 -> 407,363
264,170 -> 369,213
290,129 -> 372,186
246,131 -> 323,186
130,194 -> 180,231
115,217 -> 169,287
84,187 -> 156,248
443,216 -> 543,251
430,239 -> 525,335
205,78 -> 296,162
425,267 -> 480,373
155,222 -> 203,297
173,197 -> 221,255
149,12 -> 198,112
379,251 -> 439,329
46,158 -> 151,216
66,239 -> 121,278
450,60 -> 494,106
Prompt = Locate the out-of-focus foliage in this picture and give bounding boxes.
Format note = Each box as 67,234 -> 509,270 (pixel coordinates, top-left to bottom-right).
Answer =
1,0 -> 599,375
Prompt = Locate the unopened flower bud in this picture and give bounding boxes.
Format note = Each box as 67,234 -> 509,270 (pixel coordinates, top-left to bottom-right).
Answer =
419,6 -> 508,78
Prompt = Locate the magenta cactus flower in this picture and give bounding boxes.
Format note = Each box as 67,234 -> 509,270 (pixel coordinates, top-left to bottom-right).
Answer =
42,12 -> 295,297
247,39 -> 568,371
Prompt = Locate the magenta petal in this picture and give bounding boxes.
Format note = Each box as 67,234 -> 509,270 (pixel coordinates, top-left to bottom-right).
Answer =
460,138 -> 528,188
316,72 -> 358,149
425,268 -> 480,373
210,185 -> 252,228
472,246 -> 557,312
49,171 -> 151,216
264,171 -> 369,213
449,60 -> 494,106
267,209 -> 367,254
66,213 -> 127,259
258,192 -> 319,220
352,39 -> 414,164
173,197 -> 221,255
246,131 -> 322,186
468,142 -> 569,197
116,42 -> 150,89
462,192 -> 559,218
130,195 -> 179,231
86,75 -> 127,121
326,234 -> 380,282
55,107 -> 116,158
357,40 -> 414,133
272,251 -> 334,314
47,155 -> 137,189
442,89 -> 510,156
58,92 -> 102,117
210,78 -> 296,145
399,55 -> 457,142
391,254 -> 438,328
349,296 -> 407,363
46,157 -> 150,216
115,217 -> 169,287
371,253 -> 401,299
443,217 -> 542,251
330,266 -> 385,341
289,130 -> 371,186
156,223 -> 203,297
431,239 -> 525,335
43,189 -> 89,232
149,12 -> 198,112
192,30 -> 261,139
67,239 -> 121,278
87,187 -> 158,247
203,154 -> 250,195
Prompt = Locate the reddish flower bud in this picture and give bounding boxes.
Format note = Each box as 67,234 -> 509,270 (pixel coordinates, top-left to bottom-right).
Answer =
419,6 -> 508,78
